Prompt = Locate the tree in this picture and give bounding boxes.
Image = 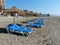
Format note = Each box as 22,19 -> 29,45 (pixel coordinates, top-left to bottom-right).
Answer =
29,11 -> 33,13
40,12 -> 42,14
23,10 -> 28,12
47,14 -> 50,16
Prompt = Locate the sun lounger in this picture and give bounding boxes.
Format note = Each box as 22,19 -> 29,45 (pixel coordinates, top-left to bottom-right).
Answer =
35,18 -> 44,25
7,24 -> 32,36
28,18 -> 44,27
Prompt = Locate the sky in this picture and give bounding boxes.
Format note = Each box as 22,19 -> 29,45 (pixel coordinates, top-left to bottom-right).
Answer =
5,0 -> 60,16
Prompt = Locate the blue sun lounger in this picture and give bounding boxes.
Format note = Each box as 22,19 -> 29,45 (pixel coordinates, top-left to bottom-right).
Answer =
28,18 -> 44,27
35,18 -> 44,25
7,24 -> 32,36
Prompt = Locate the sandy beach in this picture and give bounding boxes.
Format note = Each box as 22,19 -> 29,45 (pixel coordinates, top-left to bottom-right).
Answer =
0,16 -> 60,45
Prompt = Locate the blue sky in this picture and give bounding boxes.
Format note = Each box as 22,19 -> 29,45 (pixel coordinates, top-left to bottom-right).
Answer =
5,0 -> 60,16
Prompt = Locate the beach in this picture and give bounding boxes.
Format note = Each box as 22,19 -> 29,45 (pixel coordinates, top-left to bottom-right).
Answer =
0,16 -> 60,45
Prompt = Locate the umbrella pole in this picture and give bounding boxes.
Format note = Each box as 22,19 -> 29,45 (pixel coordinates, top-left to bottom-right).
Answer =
14,13 -> 17,25
14,14 -> 16,24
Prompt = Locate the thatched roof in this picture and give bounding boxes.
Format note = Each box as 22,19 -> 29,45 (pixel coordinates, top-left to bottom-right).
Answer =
19,11 -> 25,16
8,6 -> 25,15
8,6 -> 20,13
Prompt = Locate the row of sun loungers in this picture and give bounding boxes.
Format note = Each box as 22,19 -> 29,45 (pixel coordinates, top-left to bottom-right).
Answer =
7,18 -> 44,36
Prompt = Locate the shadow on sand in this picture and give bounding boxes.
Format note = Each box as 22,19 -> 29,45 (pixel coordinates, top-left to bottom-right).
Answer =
21,22 -> 27,23
0,28 -> 23,36
26,25 -> 42,28
0,28 -> 7,33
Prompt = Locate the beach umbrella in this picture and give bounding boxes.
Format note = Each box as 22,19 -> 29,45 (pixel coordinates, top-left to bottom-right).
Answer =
8,7 -> 19,24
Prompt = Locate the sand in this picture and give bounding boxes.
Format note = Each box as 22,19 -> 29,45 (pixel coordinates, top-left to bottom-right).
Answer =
0,16 -> 60,45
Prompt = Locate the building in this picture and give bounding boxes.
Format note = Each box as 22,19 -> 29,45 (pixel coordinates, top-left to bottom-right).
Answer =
0,0 -> 5,12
